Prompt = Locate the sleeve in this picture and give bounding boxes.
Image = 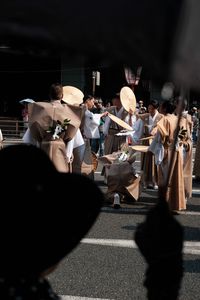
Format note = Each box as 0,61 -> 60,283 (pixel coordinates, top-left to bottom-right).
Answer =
103,115 -> 111,135
22,128 -> 38,146
131,119 -> 144,143
148,132 -> 164,165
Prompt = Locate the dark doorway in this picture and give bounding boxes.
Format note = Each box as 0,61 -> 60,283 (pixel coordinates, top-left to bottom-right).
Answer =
0,52 -> 61,118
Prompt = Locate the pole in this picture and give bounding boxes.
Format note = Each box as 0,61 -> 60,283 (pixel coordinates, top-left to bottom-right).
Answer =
92,71 -> 96,96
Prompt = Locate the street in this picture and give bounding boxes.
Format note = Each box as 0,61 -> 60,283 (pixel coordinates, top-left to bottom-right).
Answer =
48,157 -> 200,300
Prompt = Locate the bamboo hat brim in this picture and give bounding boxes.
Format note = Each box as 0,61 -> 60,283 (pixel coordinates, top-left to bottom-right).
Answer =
120,86 -> 136,113
62,86 -> 84,106
131,145 -> 149,152
108,113 -> 133,131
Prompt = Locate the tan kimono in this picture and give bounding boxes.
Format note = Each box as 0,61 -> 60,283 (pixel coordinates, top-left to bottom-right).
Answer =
104,106 -> 129,155
140,112 -> 163,187
157,114 -> 186,211
179,113 -> 193,199
28,101 -> 82,172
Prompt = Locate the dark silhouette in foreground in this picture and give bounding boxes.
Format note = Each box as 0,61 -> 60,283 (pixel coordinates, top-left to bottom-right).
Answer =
135,192 -> 184,300
0,144 -> 104,299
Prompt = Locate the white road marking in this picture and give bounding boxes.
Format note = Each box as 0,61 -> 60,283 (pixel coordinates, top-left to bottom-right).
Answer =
81,238 -> 200,255
61,297 -> 113,300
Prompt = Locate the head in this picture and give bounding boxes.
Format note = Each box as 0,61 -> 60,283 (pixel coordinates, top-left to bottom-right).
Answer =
83,94 -> 95,110
112,93 -> 122,109
148,99 -> 159,116
49,83 -> 63,100
0,144 -> 104,278
139,100 -> 144,107
160,100 -> 176,115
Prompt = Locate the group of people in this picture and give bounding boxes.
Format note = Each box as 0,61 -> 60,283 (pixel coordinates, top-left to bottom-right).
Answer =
23,83 -> 108,178
20,82 -> 196,213
98,95 -> 193,214
0,84 -> 198,300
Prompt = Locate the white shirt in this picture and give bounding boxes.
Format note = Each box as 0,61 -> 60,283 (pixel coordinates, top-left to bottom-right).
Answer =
83,109 -> 101,139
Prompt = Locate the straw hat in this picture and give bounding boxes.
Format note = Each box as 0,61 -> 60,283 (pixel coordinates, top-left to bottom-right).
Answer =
131,145 -> 149,152
108,113 -> 133,131
62,85 -> 84,106
0,144 -> 103,276
120,86 -> 136,112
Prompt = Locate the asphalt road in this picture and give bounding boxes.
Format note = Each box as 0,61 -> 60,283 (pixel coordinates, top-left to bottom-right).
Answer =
48,158 -> 200,300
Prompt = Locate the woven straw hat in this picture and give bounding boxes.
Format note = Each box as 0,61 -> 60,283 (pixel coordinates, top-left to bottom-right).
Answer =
62,86 -> 84,106
108,113 -> 133,131
120,86 -> 136,112
131,145 -> 149,152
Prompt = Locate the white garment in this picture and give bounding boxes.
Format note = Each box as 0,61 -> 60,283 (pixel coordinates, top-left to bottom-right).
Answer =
65,128 -> 84,162
124,113 -> 137,127
83,110 -> 101,139
148,131 -> 164,165
131,118 -> 144,144
22,128 -> 38,146
148,111 -> 159,133
0,129 -> 3,142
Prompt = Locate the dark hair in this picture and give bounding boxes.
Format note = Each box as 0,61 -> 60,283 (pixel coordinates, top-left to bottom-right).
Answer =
83,94 -> 94,102
161,100 -> 175,114
49,83 -> 63,100
148,99 -> 159,109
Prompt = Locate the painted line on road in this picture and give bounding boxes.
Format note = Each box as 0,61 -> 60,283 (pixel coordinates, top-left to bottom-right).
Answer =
61,296 -> 113,300
81,238 -> 200,255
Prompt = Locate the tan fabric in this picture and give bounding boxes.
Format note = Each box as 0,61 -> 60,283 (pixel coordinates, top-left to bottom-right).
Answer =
104,108 -> 129,155
140,112 -> 163,187
157,114 -> 186,211
81,139 -> 94,180
41,140 -> 69,172
28,102 -> 82,142
28,102 -> 83,172
179,114 -> 193,199
105,162 -> 141,201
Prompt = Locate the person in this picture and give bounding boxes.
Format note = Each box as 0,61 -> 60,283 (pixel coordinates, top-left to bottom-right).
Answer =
25,83 -> 82,172
90,98 -> 106,156
19,98 -> 35,130
77,94 -> 108,178
149,100 -> 186,212
0,144 -> 104,299
138,99 -> 163,189
174,97 -> 193,202
103,93 -> 134,155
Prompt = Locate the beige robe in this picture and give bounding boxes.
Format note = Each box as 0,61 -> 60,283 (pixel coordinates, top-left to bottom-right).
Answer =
140,112 -> 163,187
28,101 -> 82,172
99,150 -> 141,201
104,106 -> 129,155
157,114 -> 186,211
179,114 -> 193,199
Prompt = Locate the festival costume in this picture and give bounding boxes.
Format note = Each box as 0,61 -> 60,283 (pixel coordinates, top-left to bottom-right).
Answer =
140,111 -> 163,188
103,106 -> 131,155
155,114 -> 186,211
28,101 -> 82,172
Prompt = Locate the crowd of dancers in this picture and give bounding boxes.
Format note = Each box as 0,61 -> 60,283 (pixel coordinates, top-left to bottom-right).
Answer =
2,82 -> 199,213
